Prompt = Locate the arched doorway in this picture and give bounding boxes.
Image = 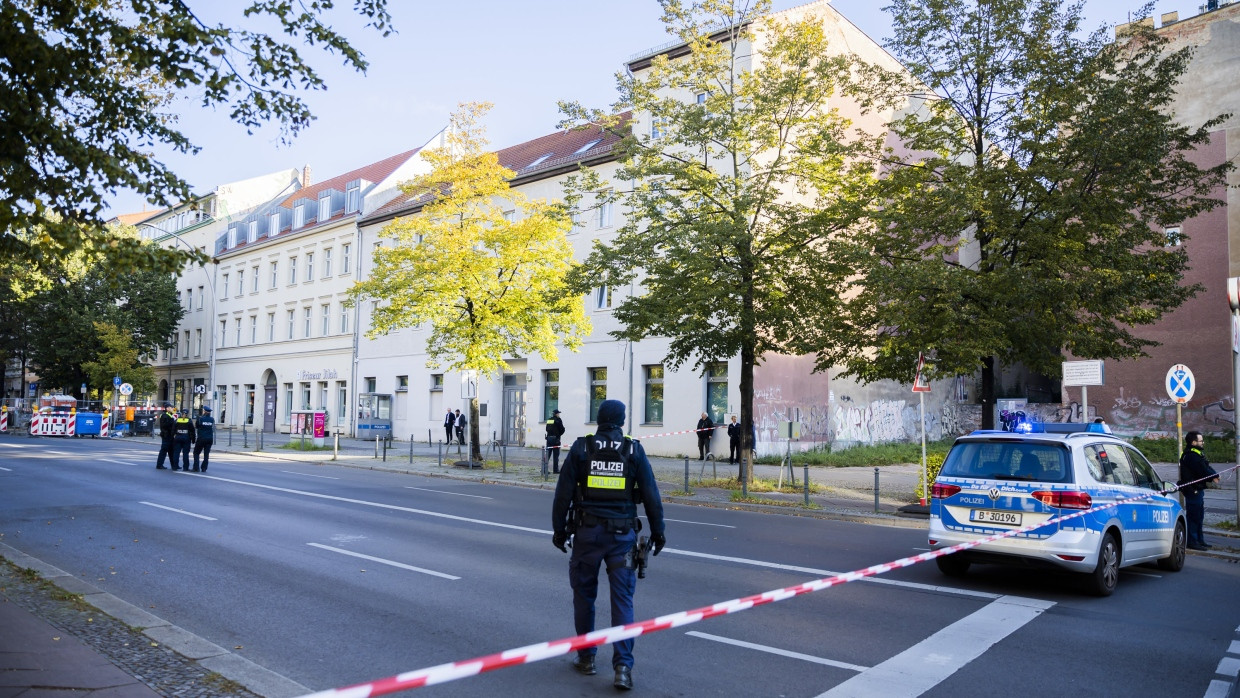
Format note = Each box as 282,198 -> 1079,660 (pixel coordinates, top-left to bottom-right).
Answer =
261,369 -> 278,433
158,379 -> 169,405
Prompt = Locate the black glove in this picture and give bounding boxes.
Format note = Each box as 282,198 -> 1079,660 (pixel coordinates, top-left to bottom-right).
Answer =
651,533 -> 666,556
552,532 -> 568,553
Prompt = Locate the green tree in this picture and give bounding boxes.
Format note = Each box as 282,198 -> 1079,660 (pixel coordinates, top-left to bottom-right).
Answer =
0,0 -> 392,275
82,322 -> 159,404
559,0 -> 893,479
348,102 -> 591,462
816,0 -> 1232,428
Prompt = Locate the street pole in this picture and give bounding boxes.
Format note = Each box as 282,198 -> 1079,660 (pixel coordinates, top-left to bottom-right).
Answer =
920,391 -> 927,506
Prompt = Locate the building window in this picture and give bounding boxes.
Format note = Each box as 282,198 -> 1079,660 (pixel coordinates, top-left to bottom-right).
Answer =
304,307 -> 312,337
249,315 -> 257,344
236,269 -> 244,298
195,329 -> 202,356
251,266 -> 259,293
318,193 -> 331,222
294,203 -> 306,228
284,384 -> 293,421
431,374 -> 443,392
597,197 -> 613,229
270,261 -> 278,289
593,286 -> 612,310
396,375 -> 408,392
289,256 -> 297,284
222,273 -> 229,298
306,252 -> 314,280
323,248 -> 333,277
269,212 -> 281,238
218,320 -> 226,348
1166,226 -> 1182,247
248,220 -> 258,243
197,286 -> 204,310
365,376 -> 376,392
234,318 -> 241,346
543,369 -> 559,420
706,361 -> 728,424
318,382 -> 328,411
342,243 -> 352,275
183,330 -> 190,356
644,365 -> 664,425
301,383 -> 311,410
267,312 -> 275,342
346,182 -> 361,213
186,288 -> 192,310
588,368 -> 607,423
287,309 -> 295,339
651,116 -> 667,140
337,383 -> 348,429
321,304 -> 330,336
340,303 -> 349,333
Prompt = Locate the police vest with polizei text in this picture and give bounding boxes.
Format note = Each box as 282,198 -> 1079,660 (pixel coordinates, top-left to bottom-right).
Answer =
579,435 -> 635,502
174,417 -> 193,438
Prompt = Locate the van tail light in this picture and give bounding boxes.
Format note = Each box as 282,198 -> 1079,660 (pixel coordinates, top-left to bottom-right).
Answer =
1032,490 -> 1093,509
931,483 -> 961,499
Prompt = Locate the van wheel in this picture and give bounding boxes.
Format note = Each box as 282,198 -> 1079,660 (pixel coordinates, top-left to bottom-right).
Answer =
1087,532 -> 1120,596
1157,521 -> 1186,572
936,554 -> 970,577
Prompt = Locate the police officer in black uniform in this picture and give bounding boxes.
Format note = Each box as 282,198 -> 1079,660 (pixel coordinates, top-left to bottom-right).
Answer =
155,406 -> 176,469
170,409 -> 196,472
551,399 -> 665,691
193,406 -> 215,472
546,409 -> 566,474
1179,431 -> 1219,550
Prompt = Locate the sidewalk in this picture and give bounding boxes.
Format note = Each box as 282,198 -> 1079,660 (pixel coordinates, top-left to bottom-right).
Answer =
4,429 -> 1238,697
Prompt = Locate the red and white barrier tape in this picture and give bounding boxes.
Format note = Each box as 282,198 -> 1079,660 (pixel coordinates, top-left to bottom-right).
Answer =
299,464 -> 1235,698
545,424 -> 726,451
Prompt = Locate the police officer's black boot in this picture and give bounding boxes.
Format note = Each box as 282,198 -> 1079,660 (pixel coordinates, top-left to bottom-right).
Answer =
614,665 -> 632,690
572,654 -> 596,675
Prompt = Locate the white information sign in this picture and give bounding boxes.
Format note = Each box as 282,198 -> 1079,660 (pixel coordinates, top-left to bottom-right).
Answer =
1062,360 -> 1104,387
1165,364 -> 1195,404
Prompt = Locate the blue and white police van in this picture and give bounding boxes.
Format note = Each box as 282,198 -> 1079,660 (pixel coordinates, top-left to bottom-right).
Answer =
928,422 -> 1186,596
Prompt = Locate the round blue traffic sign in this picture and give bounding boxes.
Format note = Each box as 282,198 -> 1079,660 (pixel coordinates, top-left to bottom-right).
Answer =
1165,364 -> 1195,404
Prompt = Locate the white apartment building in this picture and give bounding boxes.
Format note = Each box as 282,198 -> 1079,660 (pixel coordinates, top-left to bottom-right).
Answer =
209,143 -> 437,433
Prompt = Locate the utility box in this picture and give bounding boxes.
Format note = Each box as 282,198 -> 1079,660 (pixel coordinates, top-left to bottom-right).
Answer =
292,409 -> 328,447
356,393 -> 392,442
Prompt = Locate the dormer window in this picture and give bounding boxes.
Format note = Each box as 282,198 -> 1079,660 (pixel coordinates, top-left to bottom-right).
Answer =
318,193 -> 331,222
228,225 -> 239,247
268,211 -> 280,238
247,220 -> 258,243
346,181 -> 361,213
294,203 -> 306,228
574,138 -> 603,155
526,153 -> 552,170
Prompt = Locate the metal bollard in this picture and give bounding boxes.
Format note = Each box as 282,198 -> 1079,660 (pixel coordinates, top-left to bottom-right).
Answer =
542,447 -> 549,480
333,433 -> 339,461
409,437 -> 414,464
228,426 -> 233,447
375,435 -> 380,458
428,429 -> 432,446
257,430 -> 263,451
300,431 -> 306,449
804,464 -> 810,506
437,440 -> 443,467
243,425 -> 248,449
501,443 -> 507,473
684,456 -> 690,494
874,467 -> 880,513
382,437 -> 388,462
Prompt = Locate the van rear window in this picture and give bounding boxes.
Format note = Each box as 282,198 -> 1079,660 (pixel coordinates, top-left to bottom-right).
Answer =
939,441 -> 1073,484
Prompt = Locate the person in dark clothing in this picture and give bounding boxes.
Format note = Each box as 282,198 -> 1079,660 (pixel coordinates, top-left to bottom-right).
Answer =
193,406 -> 215,472
727,415 -> 742,465
170,410 -> 196,472
443,409 -> 455,444
696,412 -> 714,460
546,409 -> 566,474
156,406 -> 176,469
455,409 -> 467,445
552,399 -> 665,691
1179,431 -> 1219,550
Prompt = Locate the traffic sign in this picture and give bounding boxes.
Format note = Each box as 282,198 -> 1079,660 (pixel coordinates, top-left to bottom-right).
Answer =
1165,364 -> 1195,404
113,376 -> 122,388
119,383 -> 133,396
194,384 -> 207,394
912,352 -> 931,393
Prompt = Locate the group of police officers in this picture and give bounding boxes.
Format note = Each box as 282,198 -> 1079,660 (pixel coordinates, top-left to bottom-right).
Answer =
155,404 -> 215,472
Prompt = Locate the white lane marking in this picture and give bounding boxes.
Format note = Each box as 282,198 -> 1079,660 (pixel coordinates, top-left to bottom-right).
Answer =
687,631 -> 869,672
816,595 -> 1054,698
282,470 -> 340,480
102,459 -> 136,466
664,518 -> 735,528
669,549 -> 1004,600
139,501 -> 217,521
1218,657 -> 1240,678
1229,640 -> 1240,655
193,473 -> 546,534
45,450 -> 71,456
404,486 -> 491,500
0,466 -> 11,472
1207,679 -> 1233,698
912,547 -> 930,551
307,543 -> 459,580
0,443 -> 27,448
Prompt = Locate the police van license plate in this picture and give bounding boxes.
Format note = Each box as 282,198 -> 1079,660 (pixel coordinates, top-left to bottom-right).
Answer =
970,510 -> 1022,526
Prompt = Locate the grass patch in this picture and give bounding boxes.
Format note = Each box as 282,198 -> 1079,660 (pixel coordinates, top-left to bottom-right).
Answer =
1127,436 -> 1233,463
695,476 -> 824,495
201,672 -> 248,694
729,492 -> 820,509
279,440 -> 333,452
1214,519 -> 1237,531
755,439 -> 955,468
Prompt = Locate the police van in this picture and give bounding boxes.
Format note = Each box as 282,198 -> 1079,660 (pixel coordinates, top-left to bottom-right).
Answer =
928,423 -> 1186,596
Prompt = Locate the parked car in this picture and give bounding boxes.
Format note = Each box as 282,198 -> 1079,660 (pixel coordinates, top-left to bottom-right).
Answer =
928,424 -> 1186,596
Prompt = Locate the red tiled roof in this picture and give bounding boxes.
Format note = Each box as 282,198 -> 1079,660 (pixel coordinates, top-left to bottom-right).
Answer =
277,148 -> 421,208
111,210 -> 167,226
368,113 -> 632,220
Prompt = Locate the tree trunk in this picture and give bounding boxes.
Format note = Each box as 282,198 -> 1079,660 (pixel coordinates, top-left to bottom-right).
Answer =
980,355 -> 995,429
740,342 -> 755,485
469,396 -> 481,463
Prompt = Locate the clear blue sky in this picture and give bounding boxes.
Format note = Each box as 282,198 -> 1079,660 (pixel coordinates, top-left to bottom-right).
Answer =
104,0 -> 1203,218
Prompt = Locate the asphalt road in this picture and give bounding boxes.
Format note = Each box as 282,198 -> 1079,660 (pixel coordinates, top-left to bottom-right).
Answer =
2,437 -> 1237,697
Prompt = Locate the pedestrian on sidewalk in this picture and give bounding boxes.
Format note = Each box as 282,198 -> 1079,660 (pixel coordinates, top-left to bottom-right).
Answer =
696,412 -> 714,460
1179,431 -> 1219,551
193,406 -> 215,472
443,409 -> 455,444
546,409 -> 566,474
727,415 -> 741,465
455,409 -> 467,445
155,406 -> 175,470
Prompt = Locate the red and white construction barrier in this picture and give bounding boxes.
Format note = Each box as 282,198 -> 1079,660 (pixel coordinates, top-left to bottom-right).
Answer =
299,465 -> 1236,698
100,412 -> 110,438
0,408 -> 7,432
29,412 -> 75,437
